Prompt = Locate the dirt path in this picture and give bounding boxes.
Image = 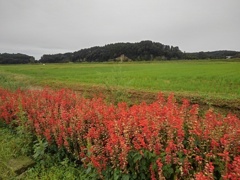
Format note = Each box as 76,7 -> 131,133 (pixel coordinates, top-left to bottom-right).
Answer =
70,84 -> 240,118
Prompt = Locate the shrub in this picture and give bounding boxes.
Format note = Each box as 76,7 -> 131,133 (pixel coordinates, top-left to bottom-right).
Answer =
0,88 -> 240,179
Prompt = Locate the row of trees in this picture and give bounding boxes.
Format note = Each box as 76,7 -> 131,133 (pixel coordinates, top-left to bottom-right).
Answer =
39,41 -> 240,63
40,41 -> 183,63
0,53 -> 35,64
1,41 -> 240,64
184,51 -> 240,60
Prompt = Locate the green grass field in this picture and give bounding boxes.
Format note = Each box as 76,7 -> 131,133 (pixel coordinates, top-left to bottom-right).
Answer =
0,60 -> 240,101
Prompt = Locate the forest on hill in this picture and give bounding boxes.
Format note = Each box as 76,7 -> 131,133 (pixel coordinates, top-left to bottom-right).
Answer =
0,53 -> 35,64
1,40 -> 240,64
39,40 -> 240,63
40,41 -> 183,63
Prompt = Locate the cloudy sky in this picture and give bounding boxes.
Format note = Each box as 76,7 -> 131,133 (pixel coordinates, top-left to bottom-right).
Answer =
0,0 -> 240,60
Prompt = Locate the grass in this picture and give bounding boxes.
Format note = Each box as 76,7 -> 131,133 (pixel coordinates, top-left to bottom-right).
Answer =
0,72 -> 31,90
0,122 -> 34,179
0,60 -> 240,101
0,123 -> 97,179
0,124 -> 21,179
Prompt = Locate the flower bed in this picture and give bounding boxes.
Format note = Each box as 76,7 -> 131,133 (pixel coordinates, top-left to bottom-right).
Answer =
0,88 -> 240,179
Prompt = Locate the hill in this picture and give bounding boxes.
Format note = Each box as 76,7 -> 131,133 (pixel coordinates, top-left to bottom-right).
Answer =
39,40 -> 183,63
0,53 -> 35,64
1,41 -> 239,64
39,41 -> 240,63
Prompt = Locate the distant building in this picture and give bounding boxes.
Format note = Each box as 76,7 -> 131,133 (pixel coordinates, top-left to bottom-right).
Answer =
115,54 -> 131,62
226,56 -> 232,59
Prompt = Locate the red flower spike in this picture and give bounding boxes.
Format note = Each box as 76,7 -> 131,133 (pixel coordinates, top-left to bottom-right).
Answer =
1,88 -> 240,178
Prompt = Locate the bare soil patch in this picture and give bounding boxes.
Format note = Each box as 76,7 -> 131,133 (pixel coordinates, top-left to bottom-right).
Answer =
71,84 -> 240,118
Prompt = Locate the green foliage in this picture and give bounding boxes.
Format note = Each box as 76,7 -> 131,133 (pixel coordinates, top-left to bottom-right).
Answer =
162,164 -> 174,179
0,124 -> 100,179
125,150 -> 157,180
102,167 -> 131,180
40,40 -> 184,63
12,107 -> 35,155
25,155 -> 98,180
39,41 -> 240,63
14,125 -> 34,156
33,138 -> 48,162
0,122 -> 33,179
0,53 -> 35,64
184,50 -> 240,59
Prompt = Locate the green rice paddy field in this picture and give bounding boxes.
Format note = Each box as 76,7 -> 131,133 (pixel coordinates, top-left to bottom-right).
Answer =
0,60 -> 240,101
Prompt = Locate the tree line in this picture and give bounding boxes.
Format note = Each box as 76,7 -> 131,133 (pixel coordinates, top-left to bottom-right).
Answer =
40,41 -> 183,63
0,41 -> 239,64
183,50 -> 240,60
39,41 -> 240,63
0,53 -> 35,64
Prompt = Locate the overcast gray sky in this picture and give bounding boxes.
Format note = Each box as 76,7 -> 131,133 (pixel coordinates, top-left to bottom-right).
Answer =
0,0 -> 240,60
